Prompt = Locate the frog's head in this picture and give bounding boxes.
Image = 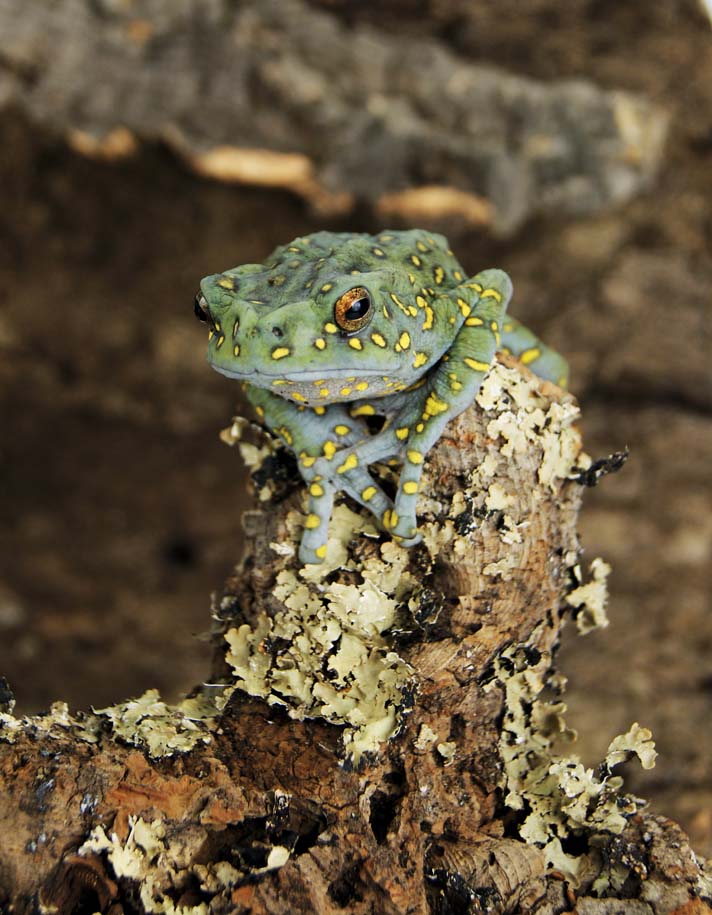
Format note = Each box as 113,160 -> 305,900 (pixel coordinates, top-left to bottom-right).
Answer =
194,232 -> 453,406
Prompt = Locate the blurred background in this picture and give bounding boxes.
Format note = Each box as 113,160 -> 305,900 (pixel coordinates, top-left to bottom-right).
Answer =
0,0 -> 710,854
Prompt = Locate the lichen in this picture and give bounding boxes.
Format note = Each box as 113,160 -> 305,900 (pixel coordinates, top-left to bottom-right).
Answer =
475,363 -> 587,489
80,814 -> 290,913
0,701 -> 101,746
489,632 -> 656,884
567,557 -> 612,634
225,511 -> 418,763
94,688 -> 230,758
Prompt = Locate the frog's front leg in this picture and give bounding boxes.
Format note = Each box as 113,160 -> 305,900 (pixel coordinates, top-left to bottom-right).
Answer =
387,269 -> 512,541
245,385 -> 393,563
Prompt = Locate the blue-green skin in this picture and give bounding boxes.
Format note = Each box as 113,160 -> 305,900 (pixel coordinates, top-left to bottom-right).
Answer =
200,230 -> 568,564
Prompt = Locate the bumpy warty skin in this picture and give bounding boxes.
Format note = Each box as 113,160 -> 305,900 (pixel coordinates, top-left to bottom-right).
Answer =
197,230 -> 568,563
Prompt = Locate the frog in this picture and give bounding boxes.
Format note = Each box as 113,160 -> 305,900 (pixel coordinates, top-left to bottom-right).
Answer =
195,229 -> 568,564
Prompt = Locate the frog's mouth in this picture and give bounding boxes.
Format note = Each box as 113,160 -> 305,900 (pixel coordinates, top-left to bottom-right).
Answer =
210,364 -> 397,383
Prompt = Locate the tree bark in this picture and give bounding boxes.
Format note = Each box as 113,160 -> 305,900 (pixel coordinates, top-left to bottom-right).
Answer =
1,357 -> 710,914
0,0 -> 668,236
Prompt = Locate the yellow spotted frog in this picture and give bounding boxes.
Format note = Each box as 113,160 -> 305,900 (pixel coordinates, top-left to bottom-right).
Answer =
195,230 -> 568,563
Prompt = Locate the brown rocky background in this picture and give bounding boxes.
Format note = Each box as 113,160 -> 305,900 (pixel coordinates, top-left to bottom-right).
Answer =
0,0 -> 710,867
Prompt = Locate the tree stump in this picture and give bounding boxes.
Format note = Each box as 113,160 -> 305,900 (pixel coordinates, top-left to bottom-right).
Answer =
1,358 -> 710,914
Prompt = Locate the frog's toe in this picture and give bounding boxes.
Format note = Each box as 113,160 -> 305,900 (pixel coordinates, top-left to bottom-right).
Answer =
390,526 -> 422,548
299,538 -> 328,565
383,509 -> 420,544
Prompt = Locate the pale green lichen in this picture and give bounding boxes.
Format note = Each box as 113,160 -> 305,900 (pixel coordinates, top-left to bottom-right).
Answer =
80,814 -> 290,913
94,688 -> 231,758
475,364 -> 588,489
225,515 -> 418,763
567,557 -> 612,634
0,701 -> 101,746
489,633 -> 656,884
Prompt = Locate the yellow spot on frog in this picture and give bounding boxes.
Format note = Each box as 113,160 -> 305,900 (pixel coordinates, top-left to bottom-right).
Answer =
395,427 -> 409,441
434,266 -> 445,284
348,338 -> 363,350
361,485 -> 377,502
300,453 -> 316,467
372,247 -> 386,257
413,352 -> 428,368
232,319 -> 239,337
315,544 -> 327,559
408,273 -> 417,285
350,403 -> 375,417
520,347 -> 541,365
314,405 -> 326,415
208,329 -> 214,341
453,270 -> 463,281
334,424 -> 350,435
216,335 -> 225,348
465,316 -> 484,326
272,346 -> 290,360
323,441 -> 337,460
503,322 -> 514,332
416,422 -> 424,432
416,295 -> 428,309
324,322 -> 338,334
355,381 -> 369,391
410,254 -> 422,267
416,240 -> 429,252
383,509 -> 399,530
457,297 -> 471,317
321,282 -> 334,293
422,306 -> 434,331
399,332 -> 411,350
371,332 -> 386,348
319,388 -> 330,398
255,405 -> 265,418
314,337 -> 326,350
233,344 -> 240,356
403,481 -> 418,495
305,513 -> 321,530
337,454 -> 358,474
467,282 -> 483,292
407,450 -> 423,465
424,393 -> 449,416
310,482 -> 324,497
481,287 -> 503,302
340,386 -> 352,397
291,392 -> 307,403
464,357 -> 491,372
217,277 -> 234,289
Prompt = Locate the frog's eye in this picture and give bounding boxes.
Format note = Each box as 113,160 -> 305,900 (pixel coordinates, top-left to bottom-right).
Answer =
194,292 -> 210,323
334,286 -> 372,334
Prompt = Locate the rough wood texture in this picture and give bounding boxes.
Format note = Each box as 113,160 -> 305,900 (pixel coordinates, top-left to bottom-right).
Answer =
1,359 -> 710,913
0,0 -> 668,235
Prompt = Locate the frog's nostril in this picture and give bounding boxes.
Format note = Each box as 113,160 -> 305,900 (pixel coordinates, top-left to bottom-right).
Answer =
272,326 -> 284,338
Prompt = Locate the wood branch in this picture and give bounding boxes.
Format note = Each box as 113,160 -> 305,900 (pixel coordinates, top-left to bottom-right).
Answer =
1,357 -> 710,913
0,0 -> 668,235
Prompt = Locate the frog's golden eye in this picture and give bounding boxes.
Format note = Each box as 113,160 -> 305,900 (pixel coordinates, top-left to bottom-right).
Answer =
334,286 -> 372,334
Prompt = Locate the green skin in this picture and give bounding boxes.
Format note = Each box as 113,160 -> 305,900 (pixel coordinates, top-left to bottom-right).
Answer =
198,230 -> 568,564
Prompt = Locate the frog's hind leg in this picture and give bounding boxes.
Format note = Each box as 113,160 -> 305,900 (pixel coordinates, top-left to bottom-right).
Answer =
500,316 -> 569,388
